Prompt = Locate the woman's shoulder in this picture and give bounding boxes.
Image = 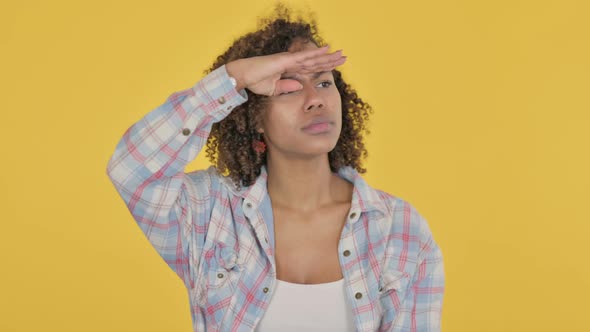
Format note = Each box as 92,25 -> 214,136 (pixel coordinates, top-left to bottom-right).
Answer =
369,187 -> 433,238
185,165 -> 253,198
184,165 -> 231,197
341,166 -> 429,229
375,189 -> 418,214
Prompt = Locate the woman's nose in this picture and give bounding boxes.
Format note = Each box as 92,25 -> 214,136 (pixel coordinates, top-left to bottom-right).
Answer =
302,84 -> 324,112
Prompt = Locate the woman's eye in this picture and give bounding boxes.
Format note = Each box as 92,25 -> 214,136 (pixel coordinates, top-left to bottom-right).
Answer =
279,81 -> 333,96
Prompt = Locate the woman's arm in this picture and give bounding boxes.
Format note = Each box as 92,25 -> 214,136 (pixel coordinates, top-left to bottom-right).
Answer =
105,45 -> 344,289
105,64 -> 247,288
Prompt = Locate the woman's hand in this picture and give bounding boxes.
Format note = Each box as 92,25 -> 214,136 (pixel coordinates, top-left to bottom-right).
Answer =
225,45 -> 346,96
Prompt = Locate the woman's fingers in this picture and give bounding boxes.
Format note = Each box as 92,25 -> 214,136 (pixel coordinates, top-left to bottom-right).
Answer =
238,44 -> 344,96
296,53 -> 347,74
308,54 -> 347,71
282,46 -> 329,70
272,46 -> 345,94
286,45 -> 334,62
273,56 -> 345,96
291,44 -> 330,61
285,49 -> 345,74
297,50 -> 342,68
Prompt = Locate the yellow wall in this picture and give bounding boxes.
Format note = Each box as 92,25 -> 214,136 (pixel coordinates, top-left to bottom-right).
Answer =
1,0 -> 588,331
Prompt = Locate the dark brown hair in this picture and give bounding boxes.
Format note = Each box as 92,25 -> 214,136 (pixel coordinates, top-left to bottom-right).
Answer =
203,2 -> 373,191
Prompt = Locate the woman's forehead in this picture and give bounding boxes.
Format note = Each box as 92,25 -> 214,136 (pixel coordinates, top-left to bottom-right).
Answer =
287,39 -> 318,52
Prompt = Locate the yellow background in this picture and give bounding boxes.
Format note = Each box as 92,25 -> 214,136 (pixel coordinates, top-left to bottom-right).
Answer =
1,0 -> 588,331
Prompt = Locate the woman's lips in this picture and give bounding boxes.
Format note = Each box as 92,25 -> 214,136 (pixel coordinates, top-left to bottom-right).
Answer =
302,122 -> 332,134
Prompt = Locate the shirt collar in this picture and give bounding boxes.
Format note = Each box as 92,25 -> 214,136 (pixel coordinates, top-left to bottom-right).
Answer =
220,164 -> 389,223
336,165 -> 389,222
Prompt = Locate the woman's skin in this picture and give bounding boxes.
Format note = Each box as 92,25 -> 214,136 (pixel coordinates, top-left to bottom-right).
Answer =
226,40 -> 352,283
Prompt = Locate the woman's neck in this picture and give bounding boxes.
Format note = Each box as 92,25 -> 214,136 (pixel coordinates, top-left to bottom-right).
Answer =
265,154 -> 343,213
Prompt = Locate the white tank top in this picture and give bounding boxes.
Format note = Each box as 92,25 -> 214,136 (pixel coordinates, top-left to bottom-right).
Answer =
254,278 -> 357,331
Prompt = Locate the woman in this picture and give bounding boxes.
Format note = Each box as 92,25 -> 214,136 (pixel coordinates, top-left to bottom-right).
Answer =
106,4 -> 444,332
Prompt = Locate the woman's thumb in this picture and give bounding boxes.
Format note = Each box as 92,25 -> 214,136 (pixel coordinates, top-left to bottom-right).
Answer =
274,79 -> 303,95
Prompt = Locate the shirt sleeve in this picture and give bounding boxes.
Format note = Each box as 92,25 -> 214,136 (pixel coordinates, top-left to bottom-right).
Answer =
383,204 -> 446,331
406,214 -> 445,331
105,64 -> 248,288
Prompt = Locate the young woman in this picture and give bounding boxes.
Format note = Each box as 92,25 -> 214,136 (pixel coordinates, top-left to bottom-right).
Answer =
106,5 -> 444,332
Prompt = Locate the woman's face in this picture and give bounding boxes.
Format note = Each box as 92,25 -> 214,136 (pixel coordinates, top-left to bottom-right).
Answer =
259,40 -> 343,159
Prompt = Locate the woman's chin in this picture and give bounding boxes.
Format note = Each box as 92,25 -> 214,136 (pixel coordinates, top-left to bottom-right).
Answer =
301,141 -> 339,156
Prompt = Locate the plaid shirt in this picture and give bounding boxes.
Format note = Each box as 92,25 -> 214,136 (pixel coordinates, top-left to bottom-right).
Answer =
106,64 -> 445,331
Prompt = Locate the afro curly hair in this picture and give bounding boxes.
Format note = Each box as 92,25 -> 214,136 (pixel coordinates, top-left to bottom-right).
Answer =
203,2 -> 373,191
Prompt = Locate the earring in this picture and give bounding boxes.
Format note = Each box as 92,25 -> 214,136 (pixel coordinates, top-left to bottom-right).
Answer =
252,132 -> 266,154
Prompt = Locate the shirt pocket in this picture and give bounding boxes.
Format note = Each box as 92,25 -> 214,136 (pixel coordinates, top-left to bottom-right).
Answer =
377,269 -> 411,312
204,243 -> 243,298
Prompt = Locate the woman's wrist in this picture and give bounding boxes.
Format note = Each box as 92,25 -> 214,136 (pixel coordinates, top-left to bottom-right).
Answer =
226,60 -> 247,92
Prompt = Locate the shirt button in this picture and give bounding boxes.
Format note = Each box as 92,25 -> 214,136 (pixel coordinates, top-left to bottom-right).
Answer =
246,202 -> 252,208
265,237 -> 269,243
349,212 -> 357,219
343,250 -> 351,257
182,128 -> 191,136
355,292 -> 363,299
378,286 -> 383,292
218,96 -> 226,104
227,105 -> 233,110
263,287 -> 269,293
217,273 -> 224,278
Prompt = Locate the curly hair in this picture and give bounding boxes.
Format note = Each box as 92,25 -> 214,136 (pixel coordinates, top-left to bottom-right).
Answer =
203,2 -> 373,191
